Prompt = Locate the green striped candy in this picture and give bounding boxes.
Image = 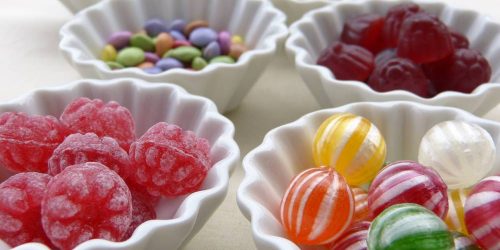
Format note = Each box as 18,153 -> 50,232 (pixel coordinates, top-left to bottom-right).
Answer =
368,203 -> 454,250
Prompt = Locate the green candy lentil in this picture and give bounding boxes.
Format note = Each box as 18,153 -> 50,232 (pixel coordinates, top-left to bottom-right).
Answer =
106,61 -> 124,70
192,57 -> 208,70
165,46 -> 201,63
130,34 -> 155,52
116,47 -> 145,67
100,44 -> 117,62
209,56 -> 235,64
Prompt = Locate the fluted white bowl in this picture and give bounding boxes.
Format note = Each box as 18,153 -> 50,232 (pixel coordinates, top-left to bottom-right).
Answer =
237,101 -> 500,249
287,0 -> 500,116
59,0 -> 288,113
0,78 -> 239,250
58,0 -> 101,13
270,0 -> 336,25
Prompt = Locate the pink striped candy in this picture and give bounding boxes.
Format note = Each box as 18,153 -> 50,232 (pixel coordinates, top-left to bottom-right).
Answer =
280,167 -> 355,245
327,221 -> 370,250
464,175 -> 500,250
368,160 -> 448,219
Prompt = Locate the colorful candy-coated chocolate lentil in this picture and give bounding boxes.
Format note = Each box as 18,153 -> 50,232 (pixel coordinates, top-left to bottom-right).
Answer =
131,34 -> 155,52
464,175 -> 500,250
190,27 -> 218,48
184,20 -> 209,36
203,41 -> 221,60
312,113 -> 386,186
210,56 -> 235,64
173,40 -> 191,48
143,67 -> 162,74
167,46 -> 201,62
138,61 -> 154,69
169,19 -> 186,32
280,167 -> 354,245
170,30 -> 187,41
218,31 -> 231,54
367,203 -> 454,250
144,18 -> 168,37
368,160 -> 449,219
156,58 -> 183,71
327,221 -> 369,250
352,187 -> 369,222
229,43 -> 247,60
106,61 -> 124,69
116,47 -> 145,67
192,57 -> 208,70
418,121 -> 496,189
107,31 -> 132,50
144,52 -> 160,63
101,44 -> 117,62
155,32 -> 174,56
446,189 -> 469,235
452,232 -> 480,250
232,35 -> 244,44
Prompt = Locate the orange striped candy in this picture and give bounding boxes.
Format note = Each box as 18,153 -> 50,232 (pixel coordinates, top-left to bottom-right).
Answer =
352,187 -> 369,222
313,113 -> 386,186
280,167 -> 355,245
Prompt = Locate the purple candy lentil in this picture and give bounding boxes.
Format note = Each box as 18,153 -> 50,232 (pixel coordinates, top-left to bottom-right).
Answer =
169,19 -> 186,32
144,18 -> 169,37
144,52 -> 160,63
203,41 -> 221,60
218,31 -> 231,55
156,58 -> 183,71
143,67 -> 163,74
107,31 -> 132,50
170,30 -> 187,41
189,27 -> 218,48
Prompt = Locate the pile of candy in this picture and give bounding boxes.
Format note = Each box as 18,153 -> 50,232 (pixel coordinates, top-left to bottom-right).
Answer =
0,97 -> 211,249
100,18 -> 248,73
317,3 -> 492,97
280,113 -> 499,249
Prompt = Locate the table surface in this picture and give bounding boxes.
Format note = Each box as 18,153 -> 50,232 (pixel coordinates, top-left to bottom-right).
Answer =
1,0 -> 500,249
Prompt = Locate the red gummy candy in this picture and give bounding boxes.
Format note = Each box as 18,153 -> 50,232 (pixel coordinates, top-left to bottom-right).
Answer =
317,41 -> 374,82
60,98 -> 136,151
48,133 -> 131,178
423,48 -> 491,93
367,58 -> 432,97
340,13 -> 385,53
129,122 -> 211,197
397,12 -> 453,64
382,3 -> 420,48
0,172 -> 52,247
0,112 -> 68,173
450,31 -> 469,49
123,191 -> 156,239
374,48 -> 396,67
41,162 -> 132,250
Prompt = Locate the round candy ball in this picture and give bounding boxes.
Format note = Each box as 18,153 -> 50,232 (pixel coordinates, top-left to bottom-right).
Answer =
327,221 -> 370,250
352,187 -> 369,222
368,160 -> 449,219
368,203 -> 454,250
312,113 -> 387,186
418,121 -> 495,189
464,175 -> 500,250
280,167 -> 354,245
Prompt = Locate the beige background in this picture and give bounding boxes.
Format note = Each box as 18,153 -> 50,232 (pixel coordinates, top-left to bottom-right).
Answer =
1,0 -> 500,249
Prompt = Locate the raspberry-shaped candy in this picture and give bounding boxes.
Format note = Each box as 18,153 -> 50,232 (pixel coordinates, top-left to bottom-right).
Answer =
341,13 -> 385,53
368,58 -> 432,97
129,122 -> 211,197
60,97 -> 136,150
48,133 -> 131,178
0,172 -> 52,247
0,112 -> 68,173
123,191 -> 156,239
41,162 -> 132,250
423,48 -> 491,93
397,12 -> 453,64
317,42 -> 374,82
450,31 -> 469,49
382,3 -> 420,48
374,48 -> 396,67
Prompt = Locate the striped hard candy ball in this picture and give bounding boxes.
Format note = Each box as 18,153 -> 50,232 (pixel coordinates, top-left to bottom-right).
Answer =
352,187 -> 369,222
280,167 -> 355,245
367,203 -> 454,250
452,232 -> 480,250
368,160 -> 448,219
327,221 -> 370,250
313,113 -> 386,186
418,121 -> 495,189
445,189 -> 470,235
464,175 -> 500,250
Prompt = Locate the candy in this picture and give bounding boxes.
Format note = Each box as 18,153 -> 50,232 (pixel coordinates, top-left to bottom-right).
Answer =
60,97 -> 136,151
144,52 -> 160,63
101,44 -> 117,62
352,187 -> 369,222
189,27 -> 218,48
106,61 -> 124,69
170,30 -> 187,41
231,35 -> 244,44
367,203 -> 454,250
445,189 -> 469,235
368,160 -> 448,219
381,3 -> 420,48
137,61 -> 154,69
218,31 -> 231,54
418,121 -> 495,189
107,31 -> 132,50
0,172 -> 52,247
452,232 -> 481,250
450,31 -> 469,49
210,56 -> 235,64
173,40 -> 191,48
464,175 -> 500,250
155,32 -> 174,57
168,19 -> 186,32
203,41 -> 221,60
123,190 -> 156,239
229,43 -> 247,60
156,58 -> 183,71
192,57 -> 208,70
48,133 -> 131,179
41,162 -> 132,250
144,18 -> 168,37
116,47 -> 145,67
143,67 -> 162,74
312,113 -> 386,186
166,46 -> 202,62
374,48 -> 396,66
280,167 -> 354,245
184,20 -> 209,36
0,112 -> 68,173
131,33 -> 155,52
340,13 -> 385,54
128,122 -> 211,197
327,221 -> 369,250
317,42 -> 374,82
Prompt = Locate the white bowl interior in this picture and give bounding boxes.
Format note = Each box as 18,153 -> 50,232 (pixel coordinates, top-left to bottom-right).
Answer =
0,79 -> 239,249
238,102 -> 500,249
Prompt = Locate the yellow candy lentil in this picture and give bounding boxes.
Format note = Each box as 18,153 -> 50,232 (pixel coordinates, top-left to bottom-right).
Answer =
231,35 -> 244,44
100,44 -> 117,62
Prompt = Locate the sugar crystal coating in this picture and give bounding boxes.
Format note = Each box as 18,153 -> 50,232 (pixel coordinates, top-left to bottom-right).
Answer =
123,190 -> 157,239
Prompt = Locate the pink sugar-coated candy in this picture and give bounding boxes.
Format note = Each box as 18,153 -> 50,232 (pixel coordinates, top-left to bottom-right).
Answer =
173,40 -> 192,48
123,190 -> 157,239
128,122 -> 211,197
0,112 -> 68,173
326,221 -> 370,250
0,172 -> 52,248
464,175 -> 500,250
48,133 -> 131,179
218,31 -> 231,55
60,97 -> 136,151
368,160 -> 448,219
352,187 -> 369,222
41,162 -> 132,250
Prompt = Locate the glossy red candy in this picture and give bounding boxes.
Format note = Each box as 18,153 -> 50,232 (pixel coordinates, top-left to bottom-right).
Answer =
317,42 -> 374,82
327,221 -> 370,250
374,48 -> 396,67
382,3 -> 420,48
450,31 -> 469,49
341,13 -> 385,53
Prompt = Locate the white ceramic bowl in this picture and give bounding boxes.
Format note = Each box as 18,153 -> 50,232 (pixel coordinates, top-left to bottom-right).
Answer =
59,0 -> 288,113
237,101 -> 500,249
0,78 -> 240,250
58,0 -> 101,13
286,0 -> 500,116
270,0 -> 335,25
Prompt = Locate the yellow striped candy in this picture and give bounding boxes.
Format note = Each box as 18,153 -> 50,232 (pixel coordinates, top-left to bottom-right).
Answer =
312,113 -> 386,186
